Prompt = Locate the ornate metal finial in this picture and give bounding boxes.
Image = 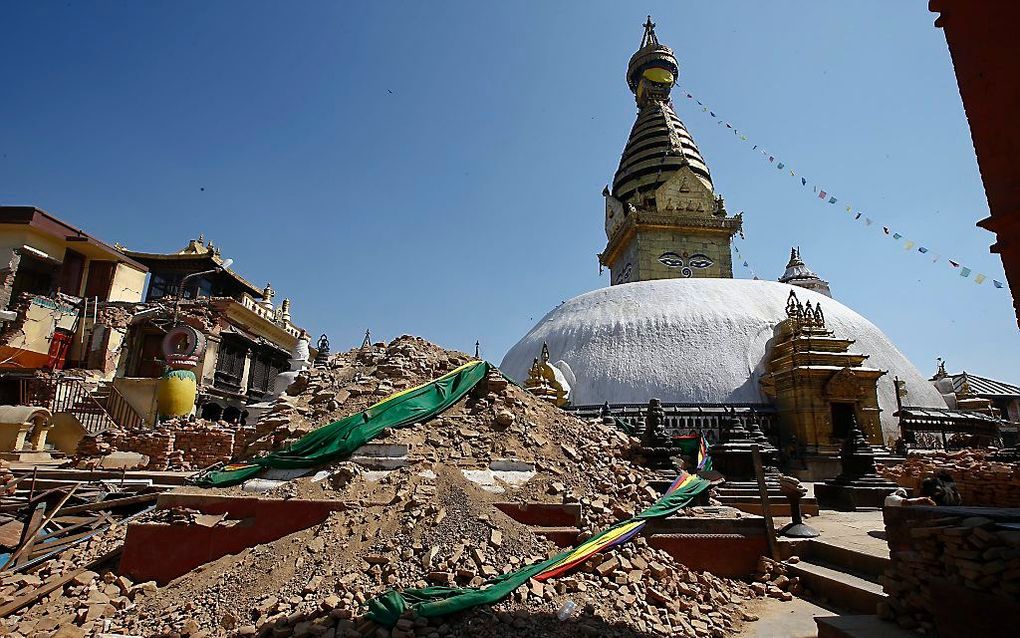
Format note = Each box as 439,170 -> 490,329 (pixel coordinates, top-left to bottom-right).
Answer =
280,298 -> 291,322
641,15 -> 658,48
314,333 -> 330,368
474,340 -> 480,359
540,342 -> 551,363
361,329 -> 371,350
786,290 -> 802,319
198,232 -> 205,244
261,282 -> 275,303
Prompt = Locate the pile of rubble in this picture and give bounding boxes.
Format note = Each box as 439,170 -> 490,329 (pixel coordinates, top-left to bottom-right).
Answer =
752,557 -> 802,600
880,513 -> 1020,631
3,335 -> 786,637
878,449 -> 1020,507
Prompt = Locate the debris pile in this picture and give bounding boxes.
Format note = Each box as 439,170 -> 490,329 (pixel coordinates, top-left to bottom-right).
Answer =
0,473 -> 163,632
4,336 -> 784,637
878,449 -> 1020,507
752,556 -> 802,600
881,513 -> 1020,631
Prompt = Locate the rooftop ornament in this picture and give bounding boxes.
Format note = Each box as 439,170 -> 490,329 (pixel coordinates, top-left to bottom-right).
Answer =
785,290 -> 825,326
314,334 -> 330,369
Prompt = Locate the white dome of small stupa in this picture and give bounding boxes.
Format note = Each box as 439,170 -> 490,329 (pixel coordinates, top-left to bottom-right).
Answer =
499,278 -> 945,442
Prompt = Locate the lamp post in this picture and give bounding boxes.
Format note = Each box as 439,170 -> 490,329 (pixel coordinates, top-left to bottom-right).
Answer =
172,258 -> 233,325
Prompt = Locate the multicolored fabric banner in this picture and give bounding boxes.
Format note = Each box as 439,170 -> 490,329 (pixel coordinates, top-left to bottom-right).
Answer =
676,92 -> 1006,292
366,444 -> 712,627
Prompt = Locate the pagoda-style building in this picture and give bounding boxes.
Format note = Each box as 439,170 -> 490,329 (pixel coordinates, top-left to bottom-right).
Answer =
599,17 -> 742,284
760,291 -> 886,476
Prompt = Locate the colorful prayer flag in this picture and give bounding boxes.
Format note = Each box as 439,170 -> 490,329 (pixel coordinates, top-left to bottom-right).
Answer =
828,196 -> 837,204
790,170 -> 795,176
994,280 -> 1005,288
741,135 -> 747,141
974,274 -> 986,284
777,162 -> 785,169
769,156 -> 774,163
949,260 -> 960,268
883,227 -> 890,234
864,217 -> 872,225
845,205 -> 852,212
960,267 -> 971,277
710,111 -> 716,117
801,177 -> 807,186
743,261 -> 749,267
918,247 -> 928,254
855,213 -> 863,220
893,233 -> 902,240
818,191 -> 827,199
904,241 -> 915,250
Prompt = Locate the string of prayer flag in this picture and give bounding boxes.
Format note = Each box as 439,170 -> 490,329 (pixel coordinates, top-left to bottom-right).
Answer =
679,90 -> 1004,292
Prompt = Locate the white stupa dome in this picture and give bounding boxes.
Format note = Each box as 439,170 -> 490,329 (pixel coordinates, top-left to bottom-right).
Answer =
499,278 -> 945,441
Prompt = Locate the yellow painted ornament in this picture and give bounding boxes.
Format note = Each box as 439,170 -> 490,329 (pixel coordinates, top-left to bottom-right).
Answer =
157,369 -> 198,418
642,67 -> 674,84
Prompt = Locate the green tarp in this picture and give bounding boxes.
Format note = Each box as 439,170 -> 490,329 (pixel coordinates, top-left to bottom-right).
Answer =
365,472 -> 711,627
194,360 -> 490,487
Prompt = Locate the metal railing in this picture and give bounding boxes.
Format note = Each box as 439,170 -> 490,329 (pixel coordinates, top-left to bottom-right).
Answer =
568,402 -> 777,445
101,383 -> 143,429
19,377 -> 123,435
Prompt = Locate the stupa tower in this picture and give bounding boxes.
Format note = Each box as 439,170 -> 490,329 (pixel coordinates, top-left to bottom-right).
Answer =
600,17 -> 742,284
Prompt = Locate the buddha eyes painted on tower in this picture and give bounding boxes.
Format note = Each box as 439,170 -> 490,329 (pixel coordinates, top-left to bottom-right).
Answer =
659,252 -> 713,277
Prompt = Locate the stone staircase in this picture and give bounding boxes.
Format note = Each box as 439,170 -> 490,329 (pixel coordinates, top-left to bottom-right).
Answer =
784,537 -> 889,614
713,482 -> 820,517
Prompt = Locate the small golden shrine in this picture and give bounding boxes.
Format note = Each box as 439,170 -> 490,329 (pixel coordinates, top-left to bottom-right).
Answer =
760,291 -> 886,453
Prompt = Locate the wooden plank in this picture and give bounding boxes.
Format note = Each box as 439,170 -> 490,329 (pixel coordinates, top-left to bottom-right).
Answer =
751,444 -> 780,560
0,547 -> 122,618
9,485 -> 79,568
5,502 -> 46,570
0,520 -> 24,548
34,515 -> 103,543
29,529 -> 98,556
56,492 -> 157,516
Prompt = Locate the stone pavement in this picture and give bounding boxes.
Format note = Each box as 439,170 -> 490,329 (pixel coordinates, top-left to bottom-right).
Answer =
735,596 -> 838,638
774,507 -> 889,558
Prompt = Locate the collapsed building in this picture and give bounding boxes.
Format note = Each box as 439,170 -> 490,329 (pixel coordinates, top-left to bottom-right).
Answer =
0,206 -> 309,463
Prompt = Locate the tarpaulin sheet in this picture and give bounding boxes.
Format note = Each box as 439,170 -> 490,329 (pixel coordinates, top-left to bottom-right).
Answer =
194,360 -> 489,487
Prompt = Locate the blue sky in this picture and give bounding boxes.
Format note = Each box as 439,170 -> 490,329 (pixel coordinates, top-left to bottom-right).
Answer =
2,1 -> 1017,383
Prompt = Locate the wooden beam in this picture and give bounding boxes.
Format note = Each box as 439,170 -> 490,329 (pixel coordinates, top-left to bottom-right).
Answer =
5,502 -> 45,571
751,444 -> 780,560
7,484 -> 79,569
56,492 -> 157,516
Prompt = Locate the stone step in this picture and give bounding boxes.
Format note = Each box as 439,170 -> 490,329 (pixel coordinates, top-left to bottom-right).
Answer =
714,495 -> 819,517
802,539 -> 889,582
786,559 -> 887,614
816,615 -> 916,638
